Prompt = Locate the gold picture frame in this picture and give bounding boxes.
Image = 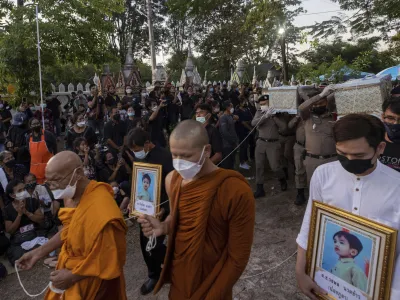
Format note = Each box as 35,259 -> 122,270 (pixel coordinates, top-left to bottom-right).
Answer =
306,201 -> 397,300
129,162 -> 162,218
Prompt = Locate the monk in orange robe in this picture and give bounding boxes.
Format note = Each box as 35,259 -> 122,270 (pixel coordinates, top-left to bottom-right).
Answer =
138,120 -> 255,299
16,151 -> 127,300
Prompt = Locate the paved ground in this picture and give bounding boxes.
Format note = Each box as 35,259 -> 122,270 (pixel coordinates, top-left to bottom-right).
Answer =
0,165 -> 310,300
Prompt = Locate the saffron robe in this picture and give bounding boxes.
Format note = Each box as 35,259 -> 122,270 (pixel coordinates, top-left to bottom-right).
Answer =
45,181 -> 127,300
155,168 -> 255,299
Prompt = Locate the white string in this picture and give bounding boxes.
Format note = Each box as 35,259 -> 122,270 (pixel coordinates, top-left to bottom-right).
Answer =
15,263 -> 50,297
217,111 -> 269,167
240,250 -> 297,280
146,231 -> 157,254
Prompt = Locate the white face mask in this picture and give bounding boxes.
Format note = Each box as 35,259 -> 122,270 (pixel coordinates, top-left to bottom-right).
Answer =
112,186 -> 119,195
173,147 -> 206,180
127,112 -> 135,117
76,121 -> 86,128
196,116 -> 206,124
126,89 -> 132,94
152,106 -> 158,112
230,107 -> 234,114
260,105 -> 269,112
133,149 -> 147,160
15,190 -> 29,201
51,168 -> 79,200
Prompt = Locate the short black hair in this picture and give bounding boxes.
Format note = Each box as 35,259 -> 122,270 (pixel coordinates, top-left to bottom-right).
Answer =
126,128 -> 150,148
142,173 -> 151,184
73,137 -> 87,152
222,100 -> 232,110
382,97 -> 400,115
333,231 -> 363,257
196,103 -> 212,114
89,83 -> 96,89
24,173 -> 36,181
257,95 -> 269,102
6,179 -> 23,198
333,114 -> 385,149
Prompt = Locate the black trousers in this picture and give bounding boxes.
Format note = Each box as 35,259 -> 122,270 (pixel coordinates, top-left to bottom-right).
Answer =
139,228 -> 166,280
0,233 -> 10,256
220,146 -> 236,170
238,135 -> 249,163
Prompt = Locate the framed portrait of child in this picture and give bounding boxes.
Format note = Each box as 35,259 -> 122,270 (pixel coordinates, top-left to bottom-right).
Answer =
307,201 -> 398,300
129,162 -> 162,218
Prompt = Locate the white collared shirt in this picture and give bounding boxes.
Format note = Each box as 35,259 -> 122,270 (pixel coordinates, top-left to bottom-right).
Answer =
297,160 -> 400,299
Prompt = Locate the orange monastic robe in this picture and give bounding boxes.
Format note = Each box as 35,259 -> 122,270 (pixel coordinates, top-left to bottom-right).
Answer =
45,181 -> 127,300
155,168 -> 255,299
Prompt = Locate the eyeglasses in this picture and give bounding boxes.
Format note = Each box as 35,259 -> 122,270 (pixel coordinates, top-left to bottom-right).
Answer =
45,167 -> 80,189
383,115 -> 400,124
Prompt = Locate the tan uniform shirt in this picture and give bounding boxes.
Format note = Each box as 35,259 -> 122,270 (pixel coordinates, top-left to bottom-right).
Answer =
288,116 -> 305,144
251,110 -> 287,140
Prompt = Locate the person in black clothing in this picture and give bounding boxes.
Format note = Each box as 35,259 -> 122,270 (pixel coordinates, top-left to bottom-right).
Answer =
212,84 -> 224,106
165,85 -> 180,135
380,97 -> 400,172
104,85 -> 121,113
126,128 -> 173,295
145,98 -> 167,148
0,210 -> 10,257
104,107 -> 127,153
97,151 -> 131,184
4,180 -> 44,265
229,82 -> 240,108
65,112 -> 97,150
180,86 -> 196,121
6,112 -> 30,168
45,94 -> 62,138
126,106 -> 144,132
0,102 -> 12,132
195,104 -> 223,165
87,84 -> 105,137
235,97 -> 254,170
219,101 -> 239,170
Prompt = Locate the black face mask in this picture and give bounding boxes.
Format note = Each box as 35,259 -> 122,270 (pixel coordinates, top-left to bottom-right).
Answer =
113,114 -> 121,122
107,158 -> 116,165
384,123 -> 400,143
5,159 -> 16,169
31,126 -> 41,133
311,106 -> 327,116
25,182 -> 37,190
337,154 -> 375,175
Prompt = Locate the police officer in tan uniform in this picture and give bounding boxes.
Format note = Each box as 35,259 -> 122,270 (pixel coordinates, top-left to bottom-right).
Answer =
298,85 -> 337,185
288,114 -> 306,205
252,95 -> 288,198
276,113 -> 296,180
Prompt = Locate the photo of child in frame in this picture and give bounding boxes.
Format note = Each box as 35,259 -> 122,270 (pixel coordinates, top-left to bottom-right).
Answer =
137,173 -> 153,202
321,221 -> 373,294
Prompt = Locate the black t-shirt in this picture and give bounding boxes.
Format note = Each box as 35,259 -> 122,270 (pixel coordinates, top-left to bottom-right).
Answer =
87,95 -> 105,120
104,94 -> 120,108
206,124 -> 223,157
0,108 -> 12,130
47,98 -> 61,119
4,198 -> 40,236
104,120 -> 127,147
97,164 -> 128,184
65,126 -> 98,150
379,141 -> 400,172
148,112 -> 166,147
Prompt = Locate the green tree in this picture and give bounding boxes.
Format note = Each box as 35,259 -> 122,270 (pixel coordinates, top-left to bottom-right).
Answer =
0,0 -> 124,98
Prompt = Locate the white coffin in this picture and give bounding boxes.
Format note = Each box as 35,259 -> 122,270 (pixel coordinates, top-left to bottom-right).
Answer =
334,75 -> 392,115
268,86 -> 298,114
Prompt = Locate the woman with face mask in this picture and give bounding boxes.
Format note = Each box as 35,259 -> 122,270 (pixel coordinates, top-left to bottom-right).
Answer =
0,151 -> 28,209
4,179 -> 43,265
65,112 -> 98,150
121,85 -> 134,110
27,118 -> 57,184
97,152 -> 129,184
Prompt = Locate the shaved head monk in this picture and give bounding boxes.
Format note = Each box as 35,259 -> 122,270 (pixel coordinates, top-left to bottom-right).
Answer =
138,120 -> 255,299
16,151 -> 127,299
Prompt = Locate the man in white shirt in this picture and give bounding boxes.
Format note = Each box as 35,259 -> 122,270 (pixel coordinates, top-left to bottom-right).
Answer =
296,114 -> 400,300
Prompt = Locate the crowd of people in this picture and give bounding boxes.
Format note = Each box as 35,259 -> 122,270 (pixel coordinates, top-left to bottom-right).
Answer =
0,79 -> 399,299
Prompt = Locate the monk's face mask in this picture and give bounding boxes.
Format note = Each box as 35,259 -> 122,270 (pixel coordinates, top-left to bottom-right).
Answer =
51,167 -> 81,200
173,146 -> 206,180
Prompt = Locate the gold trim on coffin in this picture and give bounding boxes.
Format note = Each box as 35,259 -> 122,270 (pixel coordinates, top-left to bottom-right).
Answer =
306,201 -> 397,300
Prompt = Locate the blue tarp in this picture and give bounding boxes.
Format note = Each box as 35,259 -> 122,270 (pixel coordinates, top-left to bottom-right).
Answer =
318,67 -> 374,81
377,65 -> 400,80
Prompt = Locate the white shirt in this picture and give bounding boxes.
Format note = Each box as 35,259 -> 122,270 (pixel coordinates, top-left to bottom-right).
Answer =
297,160 -> 400,299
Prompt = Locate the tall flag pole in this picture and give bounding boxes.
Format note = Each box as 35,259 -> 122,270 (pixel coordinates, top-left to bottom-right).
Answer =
35,5 -> 45,129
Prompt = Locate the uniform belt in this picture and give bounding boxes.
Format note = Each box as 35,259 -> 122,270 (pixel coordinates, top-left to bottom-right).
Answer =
258,137 -> 278,143
296,140 -> 305,147
279,133 -> 295,137
306,153 -> 337,159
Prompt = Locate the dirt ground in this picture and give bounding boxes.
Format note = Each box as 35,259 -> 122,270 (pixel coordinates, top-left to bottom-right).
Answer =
0,166 -> 309,300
